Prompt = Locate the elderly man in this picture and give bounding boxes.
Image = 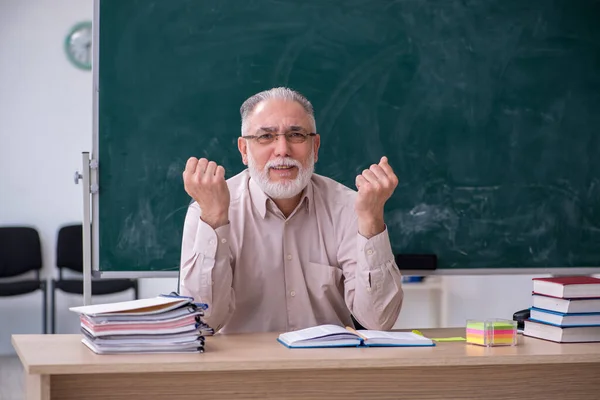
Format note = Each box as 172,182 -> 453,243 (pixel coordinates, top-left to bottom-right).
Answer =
179,87 -> 404,333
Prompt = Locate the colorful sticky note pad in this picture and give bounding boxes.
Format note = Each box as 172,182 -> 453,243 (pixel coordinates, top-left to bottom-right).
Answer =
466,319 -> 517,347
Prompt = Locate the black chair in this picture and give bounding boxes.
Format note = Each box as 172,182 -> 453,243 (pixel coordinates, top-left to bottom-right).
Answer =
0,227 -> 47,334
50,224 -> 139,333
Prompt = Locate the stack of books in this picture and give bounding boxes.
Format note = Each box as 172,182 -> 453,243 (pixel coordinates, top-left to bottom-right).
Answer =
69,295 -> 213,354
524,276 -> 600,343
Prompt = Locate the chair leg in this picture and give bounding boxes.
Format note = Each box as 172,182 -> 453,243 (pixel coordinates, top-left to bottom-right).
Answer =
50,280 -> 56,334
42,281 -> 48,334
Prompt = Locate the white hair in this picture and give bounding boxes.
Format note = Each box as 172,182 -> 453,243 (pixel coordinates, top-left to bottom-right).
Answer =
240,87 -> 317,136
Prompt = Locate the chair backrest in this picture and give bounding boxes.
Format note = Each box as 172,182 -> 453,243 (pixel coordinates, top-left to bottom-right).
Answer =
56,224 -> 84,274
0,227 -> 42,278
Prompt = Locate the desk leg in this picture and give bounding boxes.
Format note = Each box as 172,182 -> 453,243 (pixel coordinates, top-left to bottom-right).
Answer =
26,374 -> 50,400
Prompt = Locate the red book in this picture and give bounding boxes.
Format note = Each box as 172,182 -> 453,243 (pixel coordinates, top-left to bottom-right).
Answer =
532,276 -> 600,299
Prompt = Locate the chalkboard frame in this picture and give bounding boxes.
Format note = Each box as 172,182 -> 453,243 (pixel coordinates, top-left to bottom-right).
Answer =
90,0 -> 600,278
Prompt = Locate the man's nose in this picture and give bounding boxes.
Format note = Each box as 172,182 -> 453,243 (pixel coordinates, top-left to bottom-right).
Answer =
273,134 -> 291,157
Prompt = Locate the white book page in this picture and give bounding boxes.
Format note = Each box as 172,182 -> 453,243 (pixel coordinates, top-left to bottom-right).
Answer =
279,324 -> 354,344
358,330 -> 431,342
82,339 -> 203,354
69,297 -> 188,316
85,306 -> 197,323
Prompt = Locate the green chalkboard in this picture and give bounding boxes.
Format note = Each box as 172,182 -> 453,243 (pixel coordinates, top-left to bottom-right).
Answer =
96,0 -> 600,273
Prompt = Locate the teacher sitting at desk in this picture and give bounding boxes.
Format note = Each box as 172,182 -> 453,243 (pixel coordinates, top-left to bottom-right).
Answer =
179,87 -> 404,334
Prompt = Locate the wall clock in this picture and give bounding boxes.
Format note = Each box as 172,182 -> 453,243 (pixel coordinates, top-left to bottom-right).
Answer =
65,21 -> 92,71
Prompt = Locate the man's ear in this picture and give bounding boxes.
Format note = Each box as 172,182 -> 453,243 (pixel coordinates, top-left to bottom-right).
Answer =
313,134 -> 321,163
238,137 -> 248,165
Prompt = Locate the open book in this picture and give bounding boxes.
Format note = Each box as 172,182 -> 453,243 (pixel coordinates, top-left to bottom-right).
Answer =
277,324 -> 435,348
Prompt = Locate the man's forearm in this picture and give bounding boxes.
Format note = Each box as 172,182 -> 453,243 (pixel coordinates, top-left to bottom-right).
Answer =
180,208 -> 235,331
179,251 -> 234,331
200,211 -> 229,230
349,228 -> 404,330
357,215 -> 385,239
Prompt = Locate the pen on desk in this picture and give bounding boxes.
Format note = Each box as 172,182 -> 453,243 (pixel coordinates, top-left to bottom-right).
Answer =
345,326 -> 368,340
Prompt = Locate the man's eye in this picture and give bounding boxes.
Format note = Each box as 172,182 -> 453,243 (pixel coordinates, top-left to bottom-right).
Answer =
288,132 -> 305,138
258,134 -> 274,141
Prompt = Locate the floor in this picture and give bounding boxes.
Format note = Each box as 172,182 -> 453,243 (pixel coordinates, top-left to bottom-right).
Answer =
0,356 -> 23,400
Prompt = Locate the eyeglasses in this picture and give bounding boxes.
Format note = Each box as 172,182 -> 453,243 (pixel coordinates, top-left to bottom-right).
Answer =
242,132 -> 317,145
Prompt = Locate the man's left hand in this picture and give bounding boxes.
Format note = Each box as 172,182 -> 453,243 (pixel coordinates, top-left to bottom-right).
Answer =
355,156 -> 398,238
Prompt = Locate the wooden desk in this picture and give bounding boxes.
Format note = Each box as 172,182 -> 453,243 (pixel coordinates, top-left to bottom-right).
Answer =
12,328 -> 600,400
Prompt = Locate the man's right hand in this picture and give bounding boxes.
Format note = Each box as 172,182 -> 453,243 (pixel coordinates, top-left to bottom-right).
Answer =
183,157 -> 230,229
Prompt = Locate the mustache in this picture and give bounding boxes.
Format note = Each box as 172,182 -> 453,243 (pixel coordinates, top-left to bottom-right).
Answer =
265,157 -> 302,169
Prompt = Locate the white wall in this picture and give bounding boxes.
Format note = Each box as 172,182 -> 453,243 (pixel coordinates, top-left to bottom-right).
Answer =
0,0 -> 103,354
0,0 -> 565,356
0,0 -> 91,353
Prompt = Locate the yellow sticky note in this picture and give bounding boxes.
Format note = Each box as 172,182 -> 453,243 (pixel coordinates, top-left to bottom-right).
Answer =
431,337 -> 466,342
411,330 -> 465,342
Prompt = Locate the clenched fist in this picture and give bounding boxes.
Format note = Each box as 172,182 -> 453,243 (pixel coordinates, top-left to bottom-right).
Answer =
354,156 -> 398,238
183,157 -> 230,229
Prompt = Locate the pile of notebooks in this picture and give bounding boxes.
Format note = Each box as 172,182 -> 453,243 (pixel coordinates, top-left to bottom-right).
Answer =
69,295 -> 213,354
524,276 -> 600,343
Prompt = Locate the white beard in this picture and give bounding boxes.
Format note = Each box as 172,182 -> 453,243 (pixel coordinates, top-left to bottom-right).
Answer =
247,150 -> 315,199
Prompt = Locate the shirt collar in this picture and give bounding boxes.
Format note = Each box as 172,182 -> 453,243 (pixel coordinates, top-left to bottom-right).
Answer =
248,172 -> 313,219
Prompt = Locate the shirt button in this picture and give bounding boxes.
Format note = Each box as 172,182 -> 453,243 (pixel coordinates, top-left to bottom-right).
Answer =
366,249 -> 374,255
209,240 -> 216,245
221,238 -> 227,243
366,287 -> 372,292
290,290 -> 296,297
286,254 -> 292,260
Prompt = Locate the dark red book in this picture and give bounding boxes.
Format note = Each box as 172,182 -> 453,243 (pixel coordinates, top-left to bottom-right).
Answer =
532,276 -> 600,299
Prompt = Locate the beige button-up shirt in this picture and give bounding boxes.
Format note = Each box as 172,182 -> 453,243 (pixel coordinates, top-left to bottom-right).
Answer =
179,170 -> 404,333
